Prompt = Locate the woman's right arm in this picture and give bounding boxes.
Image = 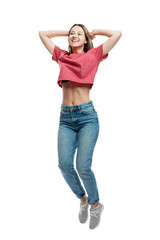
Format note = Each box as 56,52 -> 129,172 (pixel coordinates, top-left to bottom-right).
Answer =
39,30 -> 69,55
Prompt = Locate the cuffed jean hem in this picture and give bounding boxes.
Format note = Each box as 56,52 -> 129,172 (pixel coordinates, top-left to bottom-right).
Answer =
77,195 -> 99,205
77,194 -> 86,200
88,199 -> 100,205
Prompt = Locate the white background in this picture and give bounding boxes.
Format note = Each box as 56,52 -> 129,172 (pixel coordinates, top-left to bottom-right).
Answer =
0,0 -> 160,239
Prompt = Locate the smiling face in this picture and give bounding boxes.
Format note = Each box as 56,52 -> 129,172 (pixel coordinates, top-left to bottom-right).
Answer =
68,25 -> 87,53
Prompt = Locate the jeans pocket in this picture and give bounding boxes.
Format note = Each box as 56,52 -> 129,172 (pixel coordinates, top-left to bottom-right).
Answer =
80,105 -> 96,115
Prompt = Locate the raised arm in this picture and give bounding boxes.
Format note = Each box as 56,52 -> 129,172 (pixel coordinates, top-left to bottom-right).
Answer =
91,29 -> 122,57
39,30 -> 69,55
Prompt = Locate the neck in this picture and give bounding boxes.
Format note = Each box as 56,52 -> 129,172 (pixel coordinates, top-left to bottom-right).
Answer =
72,46 -> 85,54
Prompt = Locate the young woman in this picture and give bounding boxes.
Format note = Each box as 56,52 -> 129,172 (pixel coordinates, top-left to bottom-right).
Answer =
39,24 -> 122,229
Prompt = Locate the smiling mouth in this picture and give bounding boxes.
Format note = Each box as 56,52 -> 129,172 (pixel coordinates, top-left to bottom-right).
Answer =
72,40 -> 79,42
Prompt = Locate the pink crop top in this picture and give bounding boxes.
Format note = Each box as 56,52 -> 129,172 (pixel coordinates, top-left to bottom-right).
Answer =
52,43 -> 109,89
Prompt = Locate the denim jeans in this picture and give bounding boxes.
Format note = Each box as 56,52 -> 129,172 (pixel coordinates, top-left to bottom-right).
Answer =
57,101 -> 100,205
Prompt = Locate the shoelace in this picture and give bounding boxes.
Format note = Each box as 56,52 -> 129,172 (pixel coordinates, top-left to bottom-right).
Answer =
90,209 -> 99,219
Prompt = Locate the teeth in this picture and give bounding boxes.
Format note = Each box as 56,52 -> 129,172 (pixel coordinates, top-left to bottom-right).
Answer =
72,40 -> 78,42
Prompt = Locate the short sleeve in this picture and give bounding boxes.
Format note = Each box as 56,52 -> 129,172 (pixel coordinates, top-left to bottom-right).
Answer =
52,45 -> 67,63
91,44 -> 109,62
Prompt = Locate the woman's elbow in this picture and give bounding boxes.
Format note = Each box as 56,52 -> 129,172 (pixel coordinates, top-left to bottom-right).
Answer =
116,31 -> 122,37
114,31 -> 122,40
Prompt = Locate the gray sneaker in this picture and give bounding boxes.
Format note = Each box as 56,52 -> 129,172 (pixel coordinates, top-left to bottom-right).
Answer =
79,197 -> 89,223
89,203 -> 104,229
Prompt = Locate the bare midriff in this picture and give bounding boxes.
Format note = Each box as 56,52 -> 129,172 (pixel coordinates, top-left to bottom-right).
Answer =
61,80 -> 91,106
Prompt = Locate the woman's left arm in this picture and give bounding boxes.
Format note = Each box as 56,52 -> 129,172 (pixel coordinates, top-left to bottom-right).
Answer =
91,29 -> 122,56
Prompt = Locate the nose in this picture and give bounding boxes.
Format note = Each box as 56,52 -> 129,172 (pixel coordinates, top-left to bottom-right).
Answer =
71,33 -> 78,38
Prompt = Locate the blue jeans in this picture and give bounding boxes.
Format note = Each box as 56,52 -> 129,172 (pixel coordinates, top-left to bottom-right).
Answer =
57,101 -> 100,205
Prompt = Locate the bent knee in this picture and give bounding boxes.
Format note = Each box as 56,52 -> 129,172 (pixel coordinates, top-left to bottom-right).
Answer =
76,165 -> 91,177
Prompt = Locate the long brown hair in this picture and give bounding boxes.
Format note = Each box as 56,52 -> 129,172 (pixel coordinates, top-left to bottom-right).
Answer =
68,24 -> 93,54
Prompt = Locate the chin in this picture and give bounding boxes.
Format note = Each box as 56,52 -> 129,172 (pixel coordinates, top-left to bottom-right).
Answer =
71,43 -> 83,48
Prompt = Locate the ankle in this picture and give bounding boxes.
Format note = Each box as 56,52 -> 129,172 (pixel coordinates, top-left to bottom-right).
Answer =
91,202 -> 99,208
80,196 -> 87,203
